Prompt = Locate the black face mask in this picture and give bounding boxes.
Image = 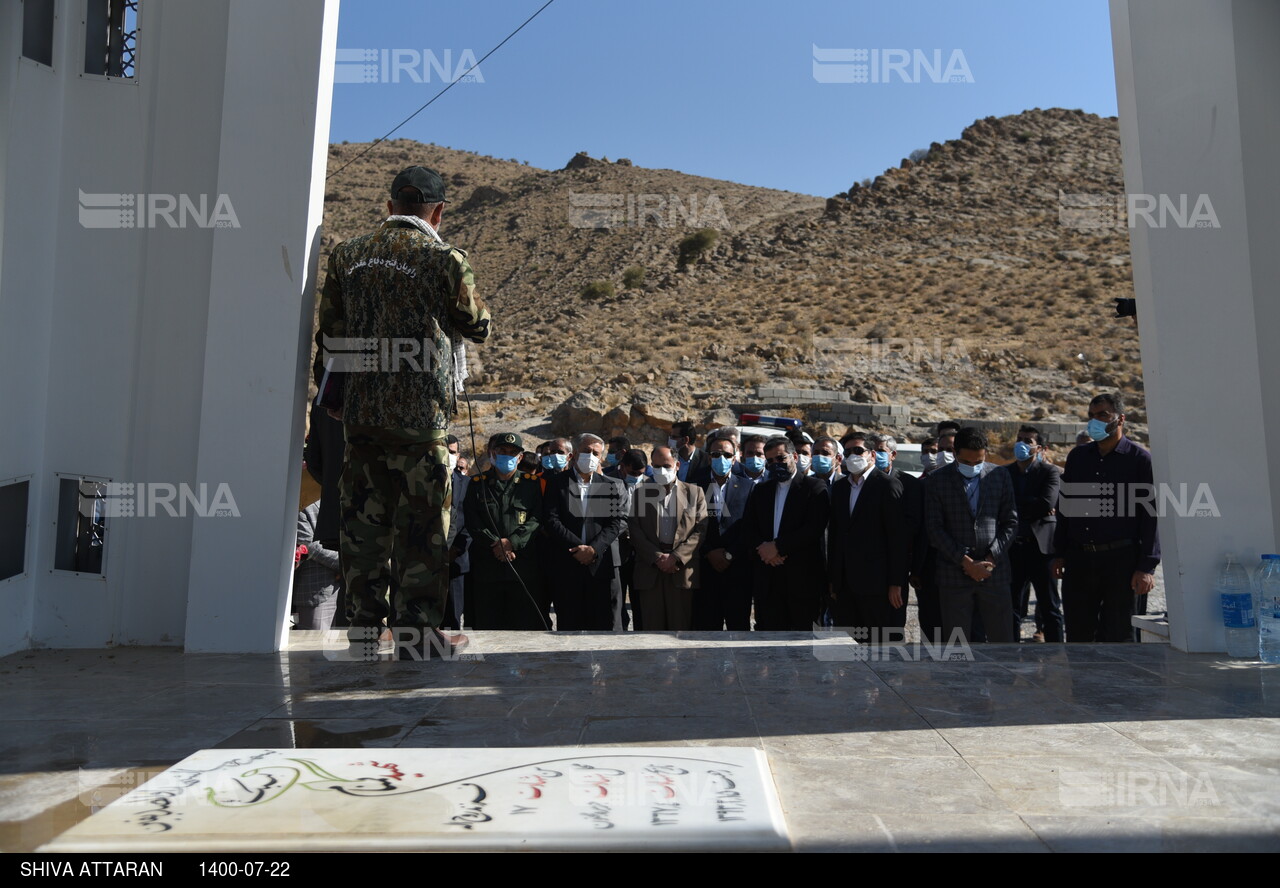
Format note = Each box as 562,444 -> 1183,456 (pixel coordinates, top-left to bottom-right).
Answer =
767,461 -> 794,482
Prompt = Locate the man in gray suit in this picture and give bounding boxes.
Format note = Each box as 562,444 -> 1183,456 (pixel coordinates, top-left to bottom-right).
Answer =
924,427 -> 1018,643
629,446 -> 708,630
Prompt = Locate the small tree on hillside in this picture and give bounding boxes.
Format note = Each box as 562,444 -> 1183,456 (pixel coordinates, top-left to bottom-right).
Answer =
677,228 -> 718,271
622,265 -> 646,289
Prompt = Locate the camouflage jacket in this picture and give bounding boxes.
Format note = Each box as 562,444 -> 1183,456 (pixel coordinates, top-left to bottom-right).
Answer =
315,219 -> 491,430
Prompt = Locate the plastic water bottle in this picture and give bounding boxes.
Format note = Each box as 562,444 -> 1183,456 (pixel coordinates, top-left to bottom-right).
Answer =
1217,553 -> 1255,658
1257,554 -> 1280,664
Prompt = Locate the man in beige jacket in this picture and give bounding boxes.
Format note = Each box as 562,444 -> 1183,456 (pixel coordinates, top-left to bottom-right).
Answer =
628,446 -> 709,630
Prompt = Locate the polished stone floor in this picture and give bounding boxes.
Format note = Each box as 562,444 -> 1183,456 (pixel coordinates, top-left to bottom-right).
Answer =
2,632 -> 1278,852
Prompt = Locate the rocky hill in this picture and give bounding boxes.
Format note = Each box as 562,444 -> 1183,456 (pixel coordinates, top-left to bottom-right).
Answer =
319,107 -> 1145,452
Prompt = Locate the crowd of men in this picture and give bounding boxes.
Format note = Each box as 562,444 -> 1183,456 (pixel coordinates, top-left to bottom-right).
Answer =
298,164 -> 1160,660
298,392 -> 1161,650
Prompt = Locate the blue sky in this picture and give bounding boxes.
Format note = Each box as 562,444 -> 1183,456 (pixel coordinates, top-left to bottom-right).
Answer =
328,0 -> 1119,196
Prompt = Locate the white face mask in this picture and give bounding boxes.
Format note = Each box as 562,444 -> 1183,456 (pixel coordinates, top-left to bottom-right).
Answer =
796,455 -> 812,474
844,455 -> 869,476
939,450 -> 955,466
651,465 -> 677,486
577,453 -> 600,475
447,453 -> 459,472
667,437 -> 681,452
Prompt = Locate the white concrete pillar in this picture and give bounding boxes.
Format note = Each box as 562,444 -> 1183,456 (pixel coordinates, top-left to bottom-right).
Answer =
1110,0 -> 1280,651
183,0 -> 339,652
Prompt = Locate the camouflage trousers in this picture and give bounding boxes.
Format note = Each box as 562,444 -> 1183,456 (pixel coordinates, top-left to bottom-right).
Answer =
340,425 -> 451,630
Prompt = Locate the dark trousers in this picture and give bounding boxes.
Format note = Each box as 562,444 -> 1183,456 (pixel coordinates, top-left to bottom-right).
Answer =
553,567 -> 616,631
692,558 -> 751,630
1063,546 -> 1146,642
441,573 -> 465,630
1010,537 -> 1063,641
939,581 -> 1016,643
465,574 -> 549,630
618,556 -> 635,631
755,570 -> 819,632
915,548 -> 945,644
832,586 -> 905,643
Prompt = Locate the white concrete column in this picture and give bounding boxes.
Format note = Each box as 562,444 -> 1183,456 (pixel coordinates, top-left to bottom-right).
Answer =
183,0 -> 339,652
1110,0 -> 1280,651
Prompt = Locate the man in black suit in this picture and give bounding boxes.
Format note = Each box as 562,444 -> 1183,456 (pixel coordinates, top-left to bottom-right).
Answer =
694,431 -> 757,630
1052,393 -> 1160,643
603,436 -> 633,480
441,435 -> 471,630
924,427 -> 1018,643
741,435 -> 831,631
869,433 -> 923,640
542,433 -> 628,630
808,435 -> 843,490
1004,425 -> 1063,642
671,420 -> 710,485
828,438 -> 907,642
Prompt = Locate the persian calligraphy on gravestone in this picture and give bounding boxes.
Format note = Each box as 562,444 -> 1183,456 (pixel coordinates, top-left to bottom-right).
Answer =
45,748 -> 789,851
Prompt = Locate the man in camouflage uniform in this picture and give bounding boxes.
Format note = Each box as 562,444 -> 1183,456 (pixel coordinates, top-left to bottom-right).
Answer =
464,432 -> 548,630
315,166 -> 490,659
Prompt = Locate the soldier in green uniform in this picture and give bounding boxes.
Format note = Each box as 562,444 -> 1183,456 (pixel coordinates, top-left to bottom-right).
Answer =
464,432 -> 549,630
314,166 -> 490,660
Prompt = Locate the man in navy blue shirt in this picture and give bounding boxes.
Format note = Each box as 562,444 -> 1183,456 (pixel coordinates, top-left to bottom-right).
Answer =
1052,393 -> 1161,642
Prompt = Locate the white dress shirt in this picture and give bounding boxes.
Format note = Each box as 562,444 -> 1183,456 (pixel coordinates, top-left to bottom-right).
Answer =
847,471 -> 868,515
772,478 -> 792,539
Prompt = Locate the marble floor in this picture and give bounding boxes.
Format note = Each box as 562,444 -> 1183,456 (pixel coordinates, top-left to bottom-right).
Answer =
2,632 -> 1278,852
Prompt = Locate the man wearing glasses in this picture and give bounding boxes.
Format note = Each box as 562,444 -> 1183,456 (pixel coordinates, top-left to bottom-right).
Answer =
741,436 -> 831,630
1052,393 -> 1161,642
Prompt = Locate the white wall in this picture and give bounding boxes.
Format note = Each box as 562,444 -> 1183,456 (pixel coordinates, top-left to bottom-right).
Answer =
1111,0 -> 1280,651
0,0 -> 63,654
0,0 -> 339,655
184,0 -> 339,652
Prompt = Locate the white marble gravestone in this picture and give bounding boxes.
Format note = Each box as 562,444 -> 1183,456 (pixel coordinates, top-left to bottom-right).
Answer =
44,748 -> 789,851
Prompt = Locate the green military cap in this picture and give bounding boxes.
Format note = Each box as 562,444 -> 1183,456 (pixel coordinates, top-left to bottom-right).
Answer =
488,431 -> 524,450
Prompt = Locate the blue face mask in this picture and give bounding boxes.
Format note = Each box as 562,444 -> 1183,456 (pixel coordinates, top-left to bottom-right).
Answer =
494,454 -> 520,475
874,451 -> 891,472
1013,442 -> 1033,462
542,453 -> 568,471
767,462 -> 794,482
1087,418 -> 1113,441
605,452 -> 619,468
711,455 -> 734,477
623,474 -> 641,486
957,461 -> 983,479
743,456 -> 765,474
811,454 -> 833,475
